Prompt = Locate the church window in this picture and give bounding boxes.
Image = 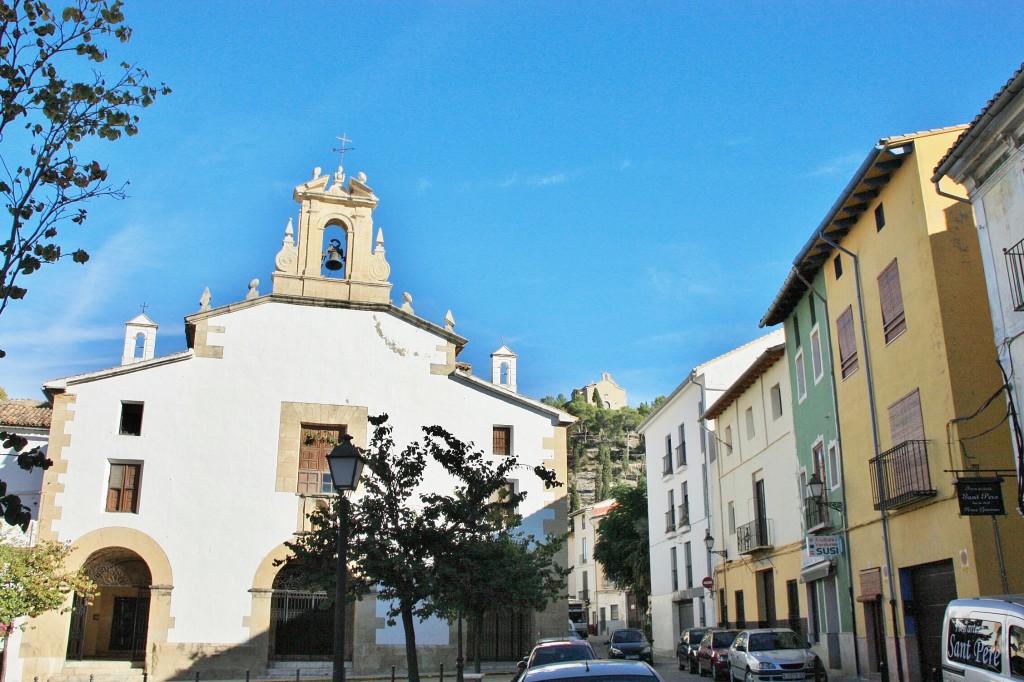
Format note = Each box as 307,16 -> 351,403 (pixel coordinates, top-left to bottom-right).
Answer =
133,332 -> 146,359
119,402 -> 144,436
500,362 -> 510,385
298,425 -> 344,494
493,426 -> 512,456
107,462 -> 141,513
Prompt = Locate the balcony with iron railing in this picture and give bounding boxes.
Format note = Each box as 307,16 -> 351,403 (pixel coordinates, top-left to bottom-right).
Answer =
803,496 -> 833,532
578,589 -> 589,603
662,453 -> 673,475
1004,236 -> 1024,311
675,444 -> 687,468
665,508 -> 676,533
869,439 -> 936,510
579,553 -> 588,564
677,504 -> 689,530
737,517 -> 771,554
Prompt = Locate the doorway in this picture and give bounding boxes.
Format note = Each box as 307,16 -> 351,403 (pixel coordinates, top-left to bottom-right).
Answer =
66,548 -> 152,662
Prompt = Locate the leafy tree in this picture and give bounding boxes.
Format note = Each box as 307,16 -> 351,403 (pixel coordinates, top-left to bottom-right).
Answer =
570,485 -> 581,513
597,444 -> 613,501
0,0 -> 169,528
0,386 -> 6,400
0,535 -> 95,673
433,530 -> 568,673
593,482 -> 650,634
282,415 -> 560,682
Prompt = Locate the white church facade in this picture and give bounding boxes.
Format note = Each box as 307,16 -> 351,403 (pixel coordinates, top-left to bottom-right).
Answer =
14,166 -> 572,682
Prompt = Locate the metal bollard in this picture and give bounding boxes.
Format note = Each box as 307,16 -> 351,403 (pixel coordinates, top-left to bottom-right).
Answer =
296,668 -> 301,682
90,676 -> 94,682
440,663 -> 444,682
246,671 -> 251,682
391,665 -> 396,682
196,672 -> 200,682
144,673 -> 149,682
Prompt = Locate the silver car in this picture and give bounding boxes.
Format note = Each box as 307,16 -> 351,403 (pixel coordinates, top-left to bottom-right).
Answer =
520,660 -> 664,682
727,628 -> 826,682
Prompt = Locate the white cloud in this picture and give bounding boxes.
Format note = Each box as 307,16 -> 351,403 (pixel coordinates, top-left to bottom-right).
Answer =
802,152 -> 863,179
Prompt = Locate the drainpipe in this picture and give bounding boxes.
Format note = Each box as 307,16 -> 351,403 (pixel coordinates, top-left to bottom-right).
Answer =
792,267 -> 862,679
814,232 -> 905,682
932,178 -> 970,205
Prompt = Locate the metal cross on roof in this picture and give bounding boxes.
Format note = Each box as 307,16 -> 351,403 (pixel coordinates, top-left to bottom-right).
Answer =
333,133 -> 355,166
140,302 -> 148,314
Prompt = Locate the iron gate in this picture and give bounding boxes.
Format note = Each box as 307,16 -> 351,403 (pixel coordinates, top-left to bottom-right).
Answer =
469,610 -> 533,661
270,590 -> 353,659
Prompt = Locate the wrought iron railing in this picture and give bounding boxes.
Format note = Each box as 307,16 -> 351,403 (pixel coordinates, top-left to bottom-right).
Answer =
665,508 -> 676,533
578,589 -> 589,602
869,439 -> 936,510
662,453 -> 673,475
803,496 -> 832,531
677,504 -> 689,529
675,444 -> 687,467
1004,236 -> 1024,311
737,517 -> 771,554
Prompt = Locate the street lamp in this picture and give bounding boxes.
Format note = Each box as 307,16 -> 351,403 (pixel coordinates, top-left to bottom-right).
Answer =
807,472 -> 843,512
327,433 -> 364,682
703,529 -> 728,559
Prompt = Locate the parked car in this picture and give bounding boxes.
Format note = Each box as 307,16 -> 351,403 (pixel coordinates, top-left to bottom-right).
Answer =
512,639 -> 597,682
607,628 -> 653,664
728,628 -> 825,682
942,595 -> 1024,682
520,660 -> 665,682
697,629 -> 740,680
678,627 -> 709,672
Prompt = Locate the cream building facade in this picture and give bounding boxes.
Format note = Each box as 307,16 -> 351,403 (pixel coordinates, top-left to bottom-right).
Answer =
568,499 -> 633,637
13,166 -> 572,682
639,330 -> 783,660
573,373 -> 627,410
702,344 -> 806,641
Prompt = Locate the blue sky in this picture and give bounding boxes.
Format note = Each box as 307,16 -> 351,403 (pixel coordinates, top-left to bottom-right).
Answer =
1,2 -> 1022,405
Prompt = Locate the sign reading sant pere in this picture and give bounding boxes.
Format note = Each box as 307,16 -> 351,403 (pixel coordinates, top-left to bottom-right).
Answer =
955,478 -> 1005,516
946,617 -> 1002,673
806,535 -> 843,557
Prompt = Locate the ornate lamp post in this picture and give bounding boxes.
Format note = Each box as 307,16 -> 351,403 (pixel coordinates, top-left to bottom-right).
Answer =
807,472 -> 843,511
327,434 -> 364,682
703,529 -> 728,559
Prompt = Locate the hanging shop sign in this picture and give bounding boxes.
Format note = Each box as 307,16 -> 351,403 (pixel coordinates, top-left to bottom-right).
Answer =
806,535 -> 843,557
955,478 -> 1005,516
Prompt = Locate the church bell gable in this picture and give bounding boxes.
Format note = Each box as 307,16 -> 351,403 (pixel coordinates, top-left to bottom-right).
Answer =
271,166 -> 392,304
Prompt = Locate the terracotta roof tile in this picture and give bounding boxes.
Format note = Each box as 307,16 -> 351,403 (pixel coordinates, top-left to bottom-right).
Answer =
0,400 -> 52,429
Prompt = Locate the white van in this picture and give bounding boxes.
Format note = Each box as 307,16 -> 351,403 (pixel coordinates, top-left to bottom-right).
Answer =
942,596 -> 1024,682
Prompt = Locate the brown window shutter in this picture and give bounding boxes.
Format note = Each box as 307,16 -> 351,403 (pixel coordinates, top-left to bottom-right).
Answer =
878,260 -> 906,343
836,306 -> 859,378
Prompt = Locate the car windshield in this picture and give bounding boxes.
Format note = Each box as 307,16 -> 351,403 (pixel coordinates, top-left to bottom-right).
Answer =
689,629 -> 707,642
613,630 -> 644,643
532,646 -> 595,666
713,632 -> 738,648
747,631 -> 807,652
542,677 -> 653,682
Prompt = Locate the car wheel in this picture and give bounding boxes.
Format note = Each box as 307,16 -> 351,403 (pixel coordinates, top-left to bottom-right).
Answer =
745,669 -> 758,682
698,662 -> 708,677
690,658 -> 699,674
679,656 -> 685,671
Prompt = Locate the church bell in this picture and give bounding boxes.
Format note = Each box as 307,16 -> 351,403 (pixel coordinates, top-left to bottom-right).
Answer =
323,239 -> 344,272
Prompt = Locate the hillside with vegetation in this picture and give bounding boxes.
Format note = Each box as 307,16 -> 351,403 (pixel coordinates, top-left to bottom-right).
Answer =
541,392 -> 666,511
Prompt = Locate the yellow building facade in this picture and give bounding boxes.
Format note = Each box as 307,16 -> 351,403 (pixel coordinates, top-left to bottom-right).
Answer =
814,128 -> 1023,682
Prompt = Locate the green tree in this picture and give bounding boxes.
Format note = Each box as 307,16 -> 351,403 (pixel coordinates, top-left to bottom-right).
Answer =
593,483 -> 650,634
595,443 -> 613,501
0,536 -> 95,671
0,0 -> 169,528
0,386 -> 6,400
433,530 -> 568,673
282,414 -> 560,682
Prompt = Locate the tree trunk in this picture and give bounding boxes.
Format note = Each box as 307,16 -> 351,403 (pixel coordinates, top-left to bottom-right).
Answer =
401,600 -> 420,682
474,611 -> 484,673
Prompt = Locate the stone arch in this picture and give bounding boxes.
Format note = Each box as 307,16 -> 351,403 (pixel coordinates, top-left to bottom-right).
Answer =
321,217 -> 352,278
133,332 -> 147,359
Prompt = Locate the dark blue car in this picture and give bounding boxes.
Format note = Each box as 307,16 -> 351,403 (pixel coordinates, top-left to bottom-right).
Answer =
607,628 -> 653,664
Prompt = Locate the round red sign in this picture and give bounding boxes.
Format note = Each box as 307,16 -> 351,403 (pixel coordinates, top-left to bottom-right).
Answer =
702,576 -> 714,590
